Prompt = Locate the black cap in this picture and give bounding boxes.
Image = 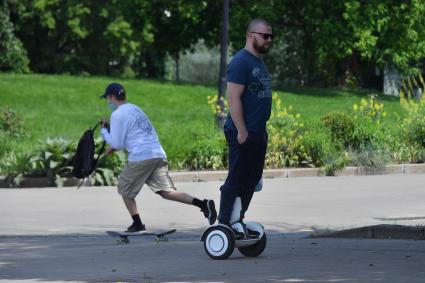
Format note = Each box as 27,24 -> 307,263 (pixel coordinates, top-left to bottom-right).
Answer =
100,83 -> 125,99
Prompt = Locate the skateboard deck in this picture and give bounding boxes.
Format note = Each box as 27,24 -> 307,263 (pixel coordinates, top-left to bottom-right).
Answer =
106,229 -> 176,244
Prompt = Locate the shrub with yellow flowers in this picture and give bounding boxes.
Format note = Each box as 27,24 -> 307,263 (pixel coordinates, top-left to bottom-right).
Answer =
207,95 -> 228,116
394,75 -> 425,163
321,111 -> 355,149
265,95 -> 313,167
350,94 -> 390,151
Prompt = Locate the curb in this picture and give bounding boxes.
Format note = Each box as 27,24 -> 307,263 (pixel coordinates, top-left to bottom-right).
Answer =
169,163 -> 425,183
310,224 -> 425,240
1,163 -> 425,188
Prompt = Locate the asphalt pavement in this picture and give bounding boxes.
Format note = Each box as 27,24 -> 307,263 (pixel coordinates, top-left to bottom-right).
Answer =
0,174 -> 424,282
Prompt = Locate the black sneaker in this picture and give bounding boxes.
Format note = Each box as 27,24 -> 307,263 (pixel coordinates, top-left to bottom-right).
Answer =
202,199 -> 217,225
230,222 -> 260,239
125,222 -> 146,233
230,222 -> 246,240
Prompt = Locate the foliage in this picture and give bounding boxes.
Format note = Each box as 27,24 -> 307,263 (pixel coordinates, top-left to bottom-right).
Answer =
182,130 -> 227,170
0,73 -> 418,173
5,0 -> 424,85
12,0 -> 140,75
348,149 -> 389,175
90,137 -> 126,186
29,137 -> 75,187
9,0 -> 221,77
322,153 -> 348,176
0,132 -> 12,160
0,106 -> 26,138
0,151 -> 34,187
321,112 -> 354,149
165,40 -> 221,84
266,96 -> 311,168
393,74 -> 425,163
300,129 -> 336,168
391,142 -> 425,164
0,1 -> 29,73
266,29 -> 309,86
399,75 -> 425,147
0,135 -> 127,187
350,95 -> 389,151
318,95 -> 393,172
207,94 -> 228,117
343,1 -> 425,75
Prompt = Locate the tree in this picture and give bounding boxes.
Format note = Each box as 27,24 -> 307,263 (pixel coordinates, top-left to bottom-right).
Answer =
11,0 -> 140,75
221,0 -> 425,87
0,0 -> 29,73
343,0 -> 425,75
131,0 -> 222,78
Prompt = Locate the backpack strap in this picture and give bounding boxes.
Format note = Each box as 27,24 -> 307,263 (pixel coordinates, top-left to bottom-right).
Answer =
93,140 -> 106,168
77,178 -> 85,189
91,121 -> 101,132
92,120 -> 107,168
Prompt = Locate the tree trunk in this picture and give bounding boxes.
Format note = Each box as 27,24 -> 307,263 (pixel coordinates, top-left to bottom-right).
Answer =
175,55 -> 180,82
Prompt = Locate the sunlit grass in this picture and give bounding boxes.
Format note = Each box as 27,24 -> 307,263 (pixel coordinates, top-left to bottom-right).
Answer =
0,73 -> 405,168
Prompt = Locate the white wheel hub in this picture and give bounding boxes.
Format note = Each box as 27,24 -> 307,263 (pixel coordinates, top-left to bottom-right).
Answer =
205,230 -> 229,257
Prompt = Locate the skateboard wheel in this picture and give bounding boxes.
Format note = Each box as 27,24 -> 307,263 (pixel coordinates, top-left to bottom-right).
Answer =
117,238 -> 129,244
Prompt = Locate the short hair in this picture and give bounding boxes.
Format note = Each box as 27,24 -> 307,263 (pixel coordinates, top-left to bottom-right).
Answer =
247,18 -> 271,33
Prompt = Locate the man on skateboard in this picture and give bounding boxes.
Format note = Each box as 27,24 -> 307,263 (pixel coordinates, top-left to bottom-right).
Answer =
100,83 -> 217,232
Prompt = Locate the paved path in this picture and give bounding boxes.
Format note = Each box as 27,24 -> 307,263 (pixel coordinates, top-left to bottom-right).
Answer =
0,174 -> 424,282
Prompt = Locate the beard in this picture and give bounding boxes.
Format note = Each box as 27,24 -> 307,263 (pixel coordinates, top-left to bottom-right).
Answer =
253,37 -> 270,54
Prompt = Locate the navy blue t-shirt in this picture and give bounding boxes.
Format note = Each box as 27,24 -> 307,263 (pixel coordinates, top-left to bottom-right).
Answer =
224,49 -> 272,132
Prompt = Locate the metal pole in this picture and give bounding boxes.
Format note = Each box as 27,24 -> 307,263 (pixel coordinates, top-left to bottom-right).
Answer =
216,0 -> 229,128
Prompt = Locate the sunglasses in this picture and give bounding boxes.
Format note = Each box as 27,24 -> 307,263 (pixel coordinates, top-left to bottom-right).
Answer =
251,32 -> 274,40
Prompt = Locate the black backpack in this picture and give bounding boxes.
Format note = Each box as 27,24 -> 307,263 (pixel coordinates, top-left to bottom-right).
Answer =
72,122 -> 106,187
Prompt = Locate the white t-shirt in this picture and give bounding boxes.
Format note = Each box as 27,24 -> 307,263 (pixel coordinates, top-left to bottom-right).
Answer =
100,103 -> 166,162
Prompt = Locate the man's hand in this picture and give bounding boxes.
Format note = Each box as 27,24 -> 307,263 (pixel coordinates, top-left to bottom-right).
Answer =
101,118 -> 110,131
106,147 -> 116,155
227,82 -> 248,145
237,129 -> 248,144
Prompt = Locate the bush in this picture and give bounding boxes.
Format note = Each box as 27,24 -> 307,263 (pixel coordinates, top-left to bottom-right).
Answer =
0,132 -> 12,161
0,4 -> 29,73
266,96 -> 311,167
0,151 -> 34,187
399,92 -> 425,148
182,131 -> 227,170
91,138 -> 126,186
348,149 -> 389,175
389,142 -> 425,164
322,153 -> 348,176
0,136 -> 127,187
28,137 -> 76,187
321,111 -> 354,149
350,96 -> 390,151
300,129 -> 336,167
0,107 -> 26,138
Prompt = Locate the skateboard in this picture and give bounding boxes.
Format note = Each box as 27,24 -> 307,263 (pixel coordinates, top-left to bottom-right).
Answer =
106,229 -> 176,244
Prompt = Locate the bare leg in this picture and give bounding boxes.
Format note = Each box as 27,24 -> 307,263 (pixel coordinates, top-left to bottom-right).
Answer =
158,191 -> 194,204
122,196 -> 138,216
158,190 -> 217,225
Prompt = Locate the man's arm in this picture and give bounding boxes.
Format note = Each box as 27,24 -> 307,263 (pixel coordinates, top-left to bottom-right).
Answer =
100,116 -> 126,150
227,82 -> 248,144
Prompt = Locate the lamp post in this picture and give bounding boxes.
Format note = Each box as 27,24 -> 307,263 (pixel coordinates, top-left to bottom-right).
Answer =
216,0 -> 229,128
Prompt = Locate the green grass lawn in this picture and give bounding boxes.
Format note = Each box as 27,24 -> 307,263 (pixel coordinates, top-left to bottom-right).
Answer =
0,73 -> 406,168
